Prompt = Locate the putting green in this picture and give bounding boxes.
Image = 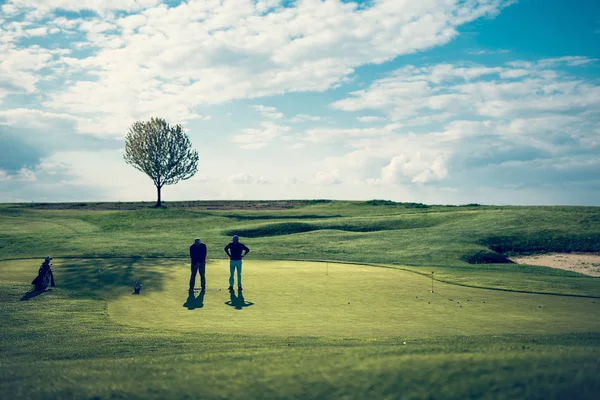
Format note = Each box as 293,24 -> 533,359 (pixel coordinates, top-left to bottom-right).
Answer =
111,260 -> 600,337
2,259 -> 598,337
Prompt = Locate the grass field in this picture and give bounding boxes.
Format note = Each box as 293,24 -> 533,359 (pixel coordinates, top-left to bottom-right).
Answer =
1,201 -> 599,399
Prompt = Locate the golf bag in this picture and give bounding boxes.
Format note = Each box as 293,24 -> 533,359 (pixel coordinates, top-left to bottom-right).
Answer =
32,262 -> 55,291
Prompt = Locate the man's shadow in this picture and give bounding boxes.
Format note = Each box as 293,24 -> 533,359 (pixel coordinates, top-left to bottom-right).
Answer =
20,288 -> 52,301
225,289 -> 254,310
183,290 -> 205,310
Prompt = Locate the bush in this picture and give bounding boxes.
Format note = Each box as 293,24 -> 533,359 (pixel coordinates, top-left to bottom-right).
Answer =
403,202 -> 429,209
365,200 -> 397,206
305,199 -> 332,204
364,200 -> 430,208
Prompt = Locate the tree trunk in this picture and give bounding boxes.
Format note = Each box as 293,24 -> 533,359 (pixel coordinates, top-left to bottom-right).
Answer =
156,185 -> 162,207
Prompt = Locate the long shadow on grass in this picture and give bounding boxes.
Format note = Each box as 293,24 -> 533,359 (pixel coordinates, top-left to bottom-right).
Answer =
20,288 -> 53,301
225,289 -> 254,310
57,257 -> 169,300
183,290 -> 205,310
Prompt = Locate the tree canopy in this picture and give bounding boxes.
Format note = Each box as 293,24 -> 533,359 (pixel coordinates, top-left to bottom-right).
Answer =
124,117 -> 198,207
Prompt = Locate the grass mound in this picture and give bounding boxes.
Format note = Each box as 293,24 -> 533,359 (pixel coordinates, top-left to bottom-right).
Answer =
225,222 -> 317,237
225,215 -> 449,237
222,214 -> 342,220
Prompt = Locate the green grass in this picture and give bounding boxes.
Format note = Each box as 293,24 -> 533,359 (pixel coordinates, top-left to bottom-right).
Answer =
1,201 -> 600,399
1,202 -> 599,290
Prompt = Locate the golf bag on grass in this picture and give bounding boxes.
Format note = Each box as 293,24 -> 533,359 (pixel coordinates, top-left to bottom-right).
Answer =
32,257 -> 55,291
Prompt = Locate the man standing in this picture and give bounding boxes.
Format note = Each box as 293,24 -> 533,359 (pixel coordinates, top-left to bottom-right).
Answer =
189,238 -> 207,292
224,235 -> 250,291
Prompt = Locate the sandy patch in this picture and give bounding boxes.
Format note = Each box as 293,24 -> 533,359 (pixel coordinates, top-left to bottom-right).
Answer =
511,253 -> 600,277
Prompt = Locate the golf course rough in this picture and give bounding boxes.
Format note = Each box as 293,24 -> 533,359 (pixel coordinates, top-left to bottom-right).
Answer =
1,201 -> 600,399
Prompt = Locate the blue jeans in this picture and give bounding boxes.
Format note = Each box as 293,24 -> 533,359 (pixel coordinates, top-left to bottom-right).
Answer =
229,260 -> 242,287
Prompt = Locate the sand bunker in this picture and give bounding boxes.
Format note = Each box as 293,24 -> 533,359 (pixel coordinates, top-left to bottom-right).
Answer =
511,253 -> 600,277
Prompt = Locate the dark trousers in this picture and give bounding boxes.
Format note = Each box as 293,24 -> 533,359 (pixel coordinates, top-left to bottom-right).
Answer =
190,261 -> 206,290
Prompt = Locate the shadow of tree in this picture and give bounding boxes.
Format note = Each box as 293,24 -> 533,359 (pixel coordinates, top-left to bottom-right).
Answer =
20,288 -> 53,301
57,257 -> 172,300
225,289 -> 254,310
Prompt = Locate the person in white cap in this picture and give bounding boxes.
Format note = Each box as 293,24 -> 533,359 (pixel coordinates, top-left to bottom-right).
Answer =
224,235 -> 249,291
32,256 -> 55,291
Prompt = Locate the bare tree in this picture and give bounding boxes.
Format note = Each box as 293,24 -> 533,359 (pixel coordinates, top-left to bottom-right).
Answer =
124,117 -> 198,207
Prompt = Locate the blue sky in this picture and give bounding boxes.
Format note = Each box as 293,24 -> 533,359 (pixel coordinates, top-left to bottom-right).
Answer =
1,0 -> 599,205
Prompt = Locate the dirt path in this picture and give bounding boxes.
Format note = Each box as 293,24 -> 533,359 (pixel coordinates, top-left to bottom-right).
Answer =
511,253 -> 600,277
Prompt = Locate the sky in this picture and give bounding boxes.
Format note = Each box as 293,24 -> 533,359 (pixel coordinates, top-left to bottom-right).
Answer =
0,0 -> 599,205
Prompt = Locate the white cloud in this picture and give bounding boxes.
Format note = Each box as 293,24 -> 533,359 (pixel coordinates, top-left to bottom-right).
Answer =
498,69 -> 530,79
536,56 -> 597,68
284,176 -> 301,185
228,173 -> 271,185
332,58 -> 600,124
0,108 -> 89,129
1,3 -> 21,18
0,155 -> 77,184
0,45 -> 68,97
1,0 -> 514,136
0,170 -> 10,182
357,116 -> 386,123
467,49 -> 510,55
0,21 -> 33,44
50,16 -> 81,30
251,105 -> 285,120
16,167 -> 37,182
231,121 -> 291,149
303,123 -> 402,143
311,169 -> 342,186
79,20 -> 117,34
317,131 -> 455,187
377,153 -> 450,184
314,54 -> 600,188
2,0 -> 162,18
289,114 -> 323,123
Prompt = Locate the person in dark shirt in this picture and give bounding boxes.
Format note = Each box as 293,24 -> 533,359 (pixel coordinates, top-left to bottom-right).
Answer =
189,238 -> 207,292
224,235 -> 249,291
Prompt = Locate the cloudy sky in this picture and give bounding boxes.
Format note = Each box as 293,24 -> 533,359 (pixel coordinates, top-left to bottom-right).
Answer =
1,0 -> 599,205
